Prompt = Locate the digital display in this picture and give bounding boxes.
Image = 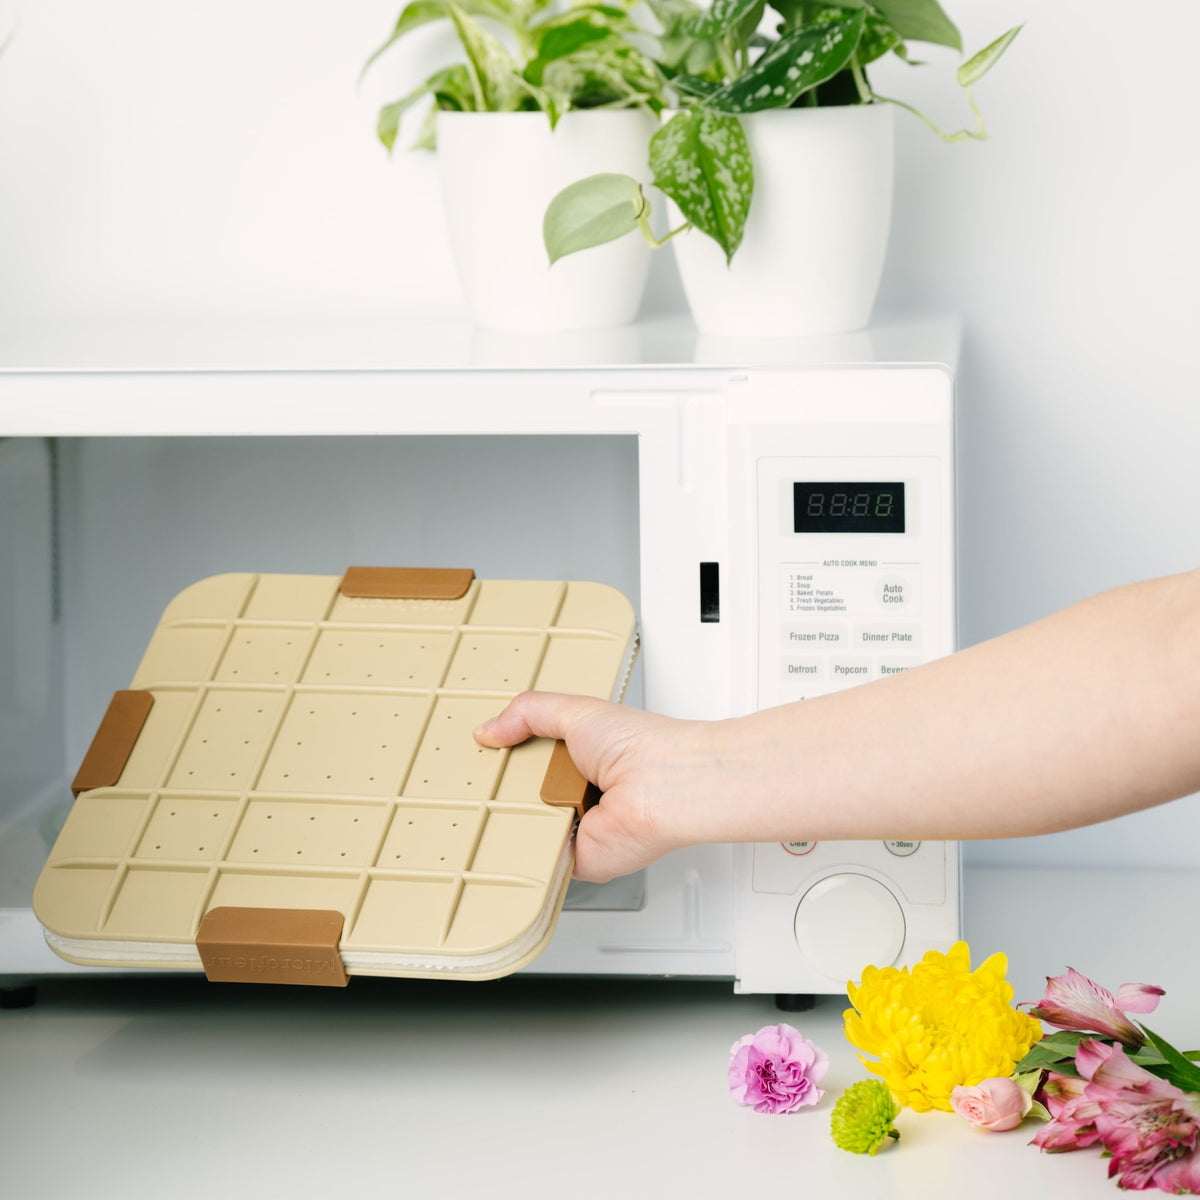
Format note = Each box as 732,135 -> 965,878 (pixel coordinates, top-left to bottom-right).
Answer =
793,482 -> 905,534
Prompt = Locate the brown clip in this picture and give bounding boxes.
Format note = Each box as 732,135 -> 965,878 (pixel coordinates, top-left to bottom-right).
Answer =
196,907 -> 349,987
71,689 -> 154,797
340,566 -> 475,601
540,740 -> 601,819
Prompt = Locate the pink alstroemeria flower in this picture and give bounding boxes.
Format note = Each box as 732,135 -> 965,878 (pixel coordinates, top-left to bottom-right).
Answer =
728,1023 -> 828,1114
1085,1039 -> 1200,1192
1024,967 -> 1164,1048
1033,1039 -> 1200,1192
1031,1071 -> 1104,1152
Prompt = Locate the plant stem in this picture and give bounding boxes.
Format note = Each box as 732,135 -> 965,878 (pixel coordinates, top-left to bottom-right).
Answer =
716,34 -> 739,83
635,191 -> 689,249
869,90 -> 986,143
850,56 -> 872,104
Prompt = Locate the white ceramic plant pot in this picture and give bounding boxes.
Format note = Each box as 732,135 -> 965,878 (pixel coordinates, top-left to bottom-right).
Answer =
437,109 -> 658,333
669,104 -> 895,337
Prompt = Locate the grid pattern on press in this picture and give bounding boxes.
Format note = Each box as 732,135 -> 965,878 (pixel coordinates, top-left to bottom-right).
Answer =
36,573 -> 634,960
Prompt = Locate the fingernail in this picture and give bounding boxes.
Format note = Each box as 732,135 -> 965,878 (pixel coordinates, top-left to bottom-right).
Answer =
473,718 -> 496,738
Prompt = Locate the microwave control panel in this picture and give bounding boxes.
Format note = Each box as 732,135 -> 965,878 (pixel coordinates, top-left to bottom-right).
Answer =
735,450 -> 958,994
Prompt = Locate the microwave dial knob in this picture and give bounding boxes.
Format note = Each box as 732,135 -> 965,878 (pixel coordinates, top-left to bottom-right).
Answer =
792,873 -> 905,982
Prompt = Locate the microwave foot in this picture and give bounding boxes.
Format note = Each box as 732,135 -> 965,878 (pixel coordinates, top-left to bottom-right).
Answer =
774,992 -> 815,1013
1,977 -> 38,1009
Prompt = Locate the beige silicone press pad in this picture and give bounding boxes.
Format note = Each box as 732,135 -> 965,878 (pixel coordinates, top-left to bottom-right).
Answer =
34,573 -> 637,979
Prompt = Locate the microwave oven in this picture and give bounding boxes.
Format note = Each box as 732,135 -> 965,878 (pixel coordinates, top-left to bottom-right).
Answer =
0,315 -> 959,1003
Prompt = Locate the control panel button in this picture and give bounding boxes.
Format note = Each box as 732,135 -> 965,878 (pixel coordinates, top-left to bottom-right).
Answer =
884,839 -> 921,857
782,841 -> 817,856
853,623 -> 921,651
782,659 -> 824,683
793,874 -> 905,981
879,659 -> 921,677
782,624 -> 848,650
829,658 -> 873,683
876,574 -> 918,612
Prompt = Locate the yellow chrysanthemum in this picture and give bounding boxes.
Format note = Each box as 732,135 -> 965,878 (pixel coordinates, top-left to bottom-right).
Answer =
842,941 -> 1042,1113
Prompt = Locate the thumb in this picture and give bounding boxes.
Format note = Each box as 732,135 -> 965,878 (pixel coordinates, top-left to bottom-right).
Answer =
472,690 -> 608,749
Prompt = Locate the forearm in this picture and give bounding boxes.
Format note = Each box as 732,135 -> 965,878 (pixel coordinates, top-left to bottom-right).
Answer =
672,569 -> 1200,846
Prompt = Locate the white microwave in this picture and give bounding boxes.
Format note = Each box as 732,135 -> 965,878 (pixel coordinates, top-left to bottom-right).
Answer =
0,316 -> 959,1003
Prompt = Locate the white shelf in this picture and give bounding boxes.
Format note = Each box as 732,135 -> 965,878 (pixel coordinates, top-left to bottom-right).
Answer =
0,313 -> 961,376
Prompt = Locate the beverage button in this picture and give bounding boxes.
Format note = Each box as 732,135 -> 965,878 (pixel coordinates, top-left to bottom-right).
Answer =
853,623 -> 921,651
781,658 -> 825,683
783,841 -> 817,856
884,839 -> 921,857
829,658 -> 874,684
879,658 -> 922,678
781,624 -> 848,650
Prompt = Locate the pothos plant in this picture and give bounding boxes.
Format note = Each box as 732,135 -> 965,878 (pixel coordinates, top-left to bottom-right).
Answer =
362,0 -> 671,153
543,0 -> 1021,266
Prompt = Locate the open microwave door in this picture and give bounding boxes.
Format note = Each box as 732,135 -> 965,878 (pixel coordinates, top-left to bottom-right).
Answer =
33,569 -> 637,984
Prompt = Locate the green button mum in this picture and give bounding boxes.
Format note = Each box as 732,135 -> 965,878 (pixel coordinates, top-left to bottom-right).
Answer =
830,1079 -> 901,1156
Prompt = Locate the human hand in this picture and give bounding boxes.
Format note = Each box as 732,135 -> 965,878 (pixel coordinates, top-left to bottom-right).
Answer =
473,692 -> 705,883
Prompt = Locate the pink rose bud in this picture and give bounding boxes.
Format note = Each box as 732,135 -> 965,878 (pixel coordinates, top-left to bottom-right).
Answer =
950,1077 -> 1033,1132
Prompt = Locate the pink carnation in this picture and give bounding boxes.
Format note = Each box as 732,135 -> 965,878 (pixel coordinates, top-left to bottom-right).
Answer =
728,1023 -> 828,1114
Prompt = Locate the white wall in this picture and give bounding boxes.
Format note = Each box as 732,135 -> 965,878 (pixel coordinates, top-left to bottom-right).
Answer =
1,0 -> 1197,866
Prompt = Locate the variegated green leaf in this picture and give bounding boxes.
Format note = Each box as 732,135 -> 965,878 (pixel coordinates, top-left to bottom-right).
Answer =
649,109 -> 752,263
684,0 -> 759,40
448,2 -> 530,110
868,0 -> 960,52
807,5 -> 895,64
705,9 -> 865,114
772,0 -> 863,31
525,18 -> 616,85
957,24 -> 1022,87
672,74 -> 721,100
540,41 -> 665,109
361,0 -> 517,80
544,173 -> 645,263
378,64 -> 477,151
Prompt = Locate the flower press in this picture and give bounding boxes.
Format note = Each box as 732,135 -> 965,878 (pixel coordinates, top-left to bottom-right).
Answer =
33,568 -> 637,984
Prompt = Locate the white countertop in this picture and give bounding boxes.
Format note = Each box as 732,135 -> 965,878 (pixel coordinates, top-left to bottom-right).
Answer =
2,865 -> 1195,1199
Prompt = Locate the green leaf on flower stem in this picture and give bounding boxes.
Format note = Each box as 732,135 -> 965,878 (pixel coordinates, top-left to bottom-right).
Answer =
704,10 -> 865,114
649,109 -> 752,263
543,173 -> 646,265
869,0 -> 961,52
1013,1030 -> 1089,1075
684,0 -> 760,40
1140,1026 -> 1200,1093
957,24 -> 1023,88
